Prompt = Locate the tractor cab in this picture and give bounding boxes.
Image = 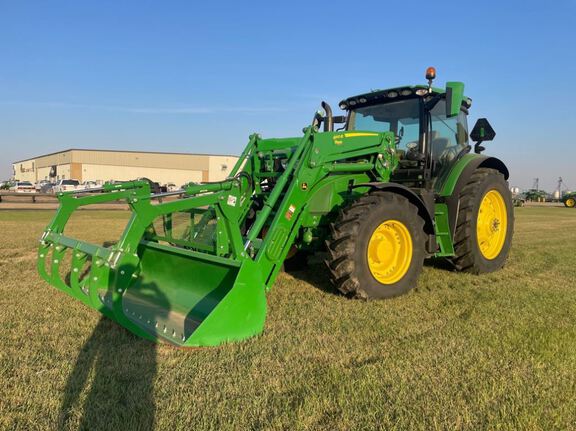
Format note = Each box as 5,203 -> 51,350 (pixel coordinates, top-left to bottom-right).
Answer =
334,68 -> 492,189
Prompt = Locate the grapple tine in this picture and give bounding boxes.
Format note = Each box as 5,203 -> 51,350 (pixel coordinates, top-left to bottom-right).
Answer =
37,242 -> 51,282
84,253 -> 117,319
50,245 -> 70,291
70,249 -> 89,296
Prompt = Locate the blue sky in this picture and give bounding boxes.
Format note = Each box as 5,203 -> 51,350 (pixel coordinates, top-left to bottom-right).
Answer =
1,0 -> 575,192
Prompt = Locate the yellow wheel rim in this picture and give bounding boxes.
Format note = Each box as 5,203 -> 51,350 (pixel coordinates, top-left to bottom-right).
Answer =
567,198 -> 576,208
367,220 -> 413,284
477,190 -> 508,260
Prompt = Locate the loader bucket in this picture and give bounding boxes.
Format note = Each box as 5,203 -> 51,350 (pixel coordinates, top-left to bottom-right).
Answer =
118,242 -> 267,347
39,236 -> 267,347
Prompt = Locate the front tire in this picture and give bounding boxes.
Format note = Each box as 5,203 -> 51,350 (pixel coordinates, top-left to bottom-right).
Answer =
326,192 -> 426,299
451,168 -> 514,274
565,197 -> 576,208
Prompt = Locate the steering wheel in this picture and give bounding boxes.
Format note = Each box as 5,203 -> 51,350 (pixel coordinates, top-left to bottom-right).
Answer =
404,142 -> 419,159
439,146 -> 460,164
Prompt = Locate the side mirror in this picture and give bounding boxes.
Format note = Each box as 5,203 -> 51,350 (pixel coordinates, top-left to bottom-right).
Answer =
470,118 -> 496,153
445,82 -> 465,117
470,118 -> 496,142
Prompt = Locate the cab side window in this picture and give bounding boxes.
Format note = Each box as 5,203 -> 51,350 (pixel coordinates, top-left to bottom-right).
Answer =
430,100 -> 468,166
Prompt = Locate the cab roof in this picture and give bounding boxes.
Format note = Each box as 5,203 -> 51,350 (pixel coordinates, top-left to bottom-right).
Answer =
339,85 -> 472,111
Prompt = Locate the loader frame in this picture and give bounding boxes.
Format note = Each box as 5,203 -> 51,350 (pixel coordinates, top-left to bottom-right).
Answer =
38,127 -> 402,346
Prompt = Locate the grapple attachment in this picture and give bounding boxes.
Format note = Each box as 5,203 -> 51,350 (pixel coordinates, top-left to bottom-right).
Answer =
38,177 -> 267,347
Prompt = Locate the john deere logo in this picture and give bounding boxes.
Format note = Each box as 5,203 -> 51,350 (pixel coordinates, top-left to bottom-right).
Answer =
332,132 -> 379,145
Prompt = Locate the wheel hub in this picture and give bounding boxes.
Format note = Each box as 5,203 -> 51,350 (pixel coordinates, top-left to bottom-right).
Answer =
477,190 -> 508,260
367,220 -> 413,284
491,218 -> 500,232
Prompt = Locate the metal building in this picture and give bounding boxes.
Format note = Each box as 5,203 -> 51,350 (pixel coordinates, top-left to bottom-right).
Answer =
13,149 -> 239,186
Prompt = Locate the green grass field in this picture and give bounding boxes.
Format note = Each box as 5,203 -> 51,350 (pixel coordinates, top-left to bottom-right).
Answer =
1,208 -> 575,430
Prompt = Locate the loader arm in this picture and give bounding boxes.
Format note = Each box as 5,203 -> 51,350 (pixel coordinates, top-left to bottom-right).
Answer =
38,126 -> 397,346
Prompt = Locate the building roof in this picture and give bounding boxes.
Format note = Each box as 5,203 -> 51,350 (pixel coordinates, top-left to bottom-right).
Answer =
13,148 -> 239,164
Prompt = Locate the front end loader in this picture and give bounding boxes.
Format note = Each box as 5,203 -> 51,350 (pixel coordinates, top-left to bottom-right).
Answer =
38,68 -> 514,346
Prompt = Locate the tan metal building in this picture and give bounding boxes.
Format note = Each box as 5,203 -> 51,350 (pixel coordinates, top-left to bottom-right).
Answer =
13,149 -> 239,186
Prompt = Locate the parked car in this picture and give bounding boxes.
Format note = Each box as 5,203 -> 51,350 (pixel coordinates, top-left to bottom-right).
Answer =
10,181 -> 35,193
165,183 -> 178,192
52,179 -> 81,193
35,180 -> 50,191
80,180 -> 99,190
40,183 -> 55,194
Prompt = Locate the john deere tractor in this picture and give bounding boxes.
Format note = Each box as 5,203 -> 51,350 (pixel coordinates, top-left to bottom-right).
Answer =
563,192 -> 576,208
38,68 -> 513,347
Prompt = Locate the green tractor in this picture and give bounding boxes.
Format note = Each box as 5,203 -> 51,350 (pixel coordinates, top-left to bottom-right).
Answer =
563,192 -> 576,208
524,189 -> 547,202
38,68 -> 513,347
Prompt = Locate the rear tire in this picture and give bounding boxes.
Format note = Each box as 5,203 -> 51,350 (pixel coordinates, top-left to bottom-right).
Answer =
565,197 -> 576,208
451,168 -> 514,274
326,192 -> 426,299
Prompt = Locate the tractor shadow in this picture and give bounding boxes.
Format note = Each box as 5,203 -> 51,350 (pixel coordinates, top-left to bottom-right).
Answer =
285,253 -> 458,297
284,253 -> 341,297
58,317 -> 157,430
58,264 -> 168,430
423,257 -> 457,272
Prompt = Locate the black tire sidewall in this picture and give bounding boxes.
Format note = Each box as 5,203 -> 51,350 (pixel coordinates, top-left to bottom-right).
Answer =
353,200 -> 425,299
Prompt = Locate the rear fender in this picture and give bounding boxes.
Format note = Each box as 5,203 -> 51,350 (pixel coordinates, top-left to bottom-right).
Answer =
438,154 -> 510,237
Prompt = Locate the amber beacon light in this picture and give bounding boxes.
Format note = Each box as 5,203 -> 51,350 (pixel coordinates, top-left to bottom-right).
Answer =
426,66 -> 436,91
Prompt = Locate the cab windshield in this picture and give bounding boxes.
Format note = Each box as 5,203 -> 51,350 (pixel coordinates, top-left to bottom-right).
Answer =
349,97 -> 469,170
349,99 -> 421,154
